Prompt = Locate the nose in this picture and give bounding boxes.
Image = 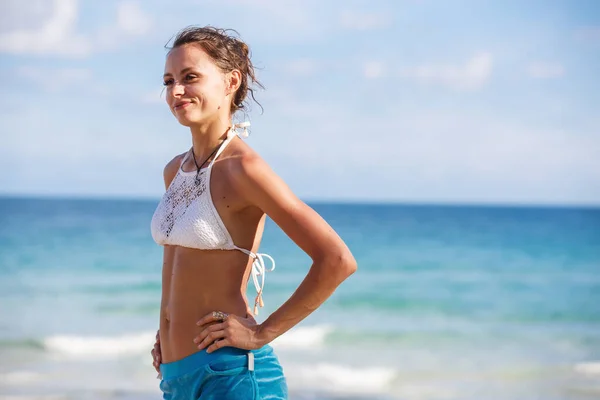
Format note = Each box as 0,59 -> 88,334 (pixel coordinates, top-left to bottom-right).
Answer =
171,82 -> 185,97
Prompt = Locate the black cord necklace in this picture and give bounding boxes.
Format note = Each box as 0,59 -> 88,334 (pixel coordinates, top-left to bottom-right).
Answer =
190,141 -> 223,185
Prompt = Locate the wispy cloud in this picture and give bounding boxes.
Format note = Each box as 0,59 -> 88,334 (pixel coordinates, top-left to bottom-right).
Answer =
0,0 -> 152,57
526,62 -> 565,79
398,53 -> 493,90
116,1 -> 152,36
96,1 -> 153,49
0,0 -> 90,57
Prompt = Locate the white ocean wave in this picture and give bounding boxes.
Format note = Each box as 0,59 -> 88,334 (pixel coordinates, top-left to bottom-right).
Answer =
43,331 -> 155,358
286,362 -> 396,394
574,361 -> 600,376
271,325 -> 333,349
41,324 -> 331,360
0,371 -> 43,385
0,397 -> 66,400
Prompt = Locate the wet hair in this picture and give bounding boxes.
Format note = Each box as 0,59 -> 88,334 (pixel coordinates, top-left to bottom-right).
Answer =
165,26 -> 263,114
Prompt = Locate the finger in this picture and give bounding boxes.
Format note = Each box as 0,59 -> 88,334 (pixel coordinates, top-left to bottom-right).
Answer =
152,353 -> 159,370
197,329 -> 227,351
196,311 -> 231,327
193,322 -> 225,344
196,311 -> 220,327
207,338 -> 230,354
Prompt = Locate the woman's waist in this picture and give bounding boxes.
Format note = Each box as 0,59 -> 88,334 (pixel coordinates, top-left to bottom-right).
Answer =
166,256 -> 251,303
160,300 -> 249,363
162,286 -> 249,320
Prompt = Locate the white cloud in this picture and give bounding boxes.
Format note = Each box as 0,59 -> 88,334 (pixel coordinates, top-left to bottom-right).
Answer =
0,0 -> 152,57
95,1 -> 153,50
340,10 -> 392,30
0,0 -> 91,57
527,62 -> 565,79
0,0 -> 51,33
363,61 -> 386,79
398,53 -> 493,90
116,1 -> 152,36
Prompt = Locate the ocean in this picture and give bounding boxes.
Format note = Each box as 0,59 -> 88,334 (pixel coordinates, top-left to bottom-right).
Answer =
0,196 -> 599,400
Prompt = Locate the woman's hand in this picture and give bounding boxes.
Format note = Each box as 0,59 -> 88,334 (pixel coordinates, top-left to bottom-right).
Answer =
151,330 -> 162,378
194,311 -> 265,353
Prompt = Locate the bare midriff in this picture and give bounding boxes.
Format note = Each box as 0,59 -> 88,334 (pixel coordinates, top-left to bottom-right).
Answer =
159,246 -> 254,363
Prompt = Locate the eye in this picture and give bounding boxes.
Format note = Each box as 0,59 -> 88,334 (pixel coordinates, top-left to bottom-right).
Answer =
163,78 -> 174,86
184,74 -> 197,81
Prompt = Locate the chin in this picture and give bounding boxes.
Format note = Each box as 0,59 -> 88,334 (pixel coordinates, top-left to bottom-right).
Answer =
175,112 -> 202,127
176,110 -> 217,127
176,117 -> 194,127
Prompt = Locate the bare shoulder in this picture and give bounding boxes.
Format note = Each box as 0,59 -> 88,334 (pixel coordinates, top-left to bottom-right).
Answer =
224,142 -> 354,264
163,152 -> 187,189
225,142 -> 290,204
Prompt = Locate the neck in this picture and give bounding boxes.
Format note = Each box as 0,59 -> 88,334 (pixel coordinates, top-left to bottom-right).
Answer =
189,118 -> 231,163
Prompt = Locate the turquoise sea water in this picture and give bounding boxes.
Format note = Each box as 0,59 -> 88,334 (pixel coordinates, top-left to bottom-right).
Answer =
0,197 -> 599,399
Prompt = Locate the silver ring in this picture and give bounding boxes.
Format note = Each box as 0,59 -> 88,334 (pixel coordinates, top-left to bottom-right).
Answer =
212,311 -> 228,321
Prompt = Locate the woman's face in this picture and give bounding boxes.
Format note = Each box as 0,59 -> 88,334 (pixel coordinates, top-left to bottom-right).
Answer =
163,44 -> 229,127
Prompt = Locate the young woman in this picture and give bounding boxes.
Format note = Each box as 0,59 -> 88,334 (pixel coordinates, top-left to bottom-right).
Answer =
150,26 -> 357,399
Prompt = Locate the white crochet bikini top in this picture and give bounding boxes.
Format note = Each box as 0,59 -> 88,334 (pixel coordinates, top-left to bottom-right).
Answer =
150,122 -> 275,315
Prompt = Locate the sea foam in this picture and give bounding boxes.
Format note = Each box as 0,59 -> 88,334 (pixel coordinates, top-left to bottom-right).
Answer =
43,331 -> 155,358
271,325 -> 333,349
286,362 -> 396,394
574,361 -> 600,376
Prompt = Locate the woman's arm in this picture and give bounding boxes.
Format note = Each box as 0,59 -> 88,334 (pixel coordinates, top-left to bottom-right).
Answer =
152,155 -> 183,372
231,154 -> 357,344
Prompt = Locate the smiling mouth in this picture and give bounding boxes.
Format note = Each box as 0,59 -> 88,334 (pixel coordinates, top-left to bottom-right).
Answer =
173,102 -> 192,110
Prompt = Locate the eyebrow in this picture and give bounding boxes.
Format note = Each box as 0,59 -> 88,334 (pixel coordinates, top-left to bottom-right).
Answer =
163,67 -> 195,78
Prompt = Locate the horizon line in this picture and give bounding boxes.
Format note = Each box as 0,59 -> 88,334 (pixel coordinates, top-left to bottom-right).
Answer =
1,192 -> 599,210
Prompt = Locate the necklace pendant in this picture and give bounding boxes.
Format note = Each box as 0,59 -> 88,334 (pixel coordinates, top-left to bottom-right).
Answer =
194,169 -> 203,186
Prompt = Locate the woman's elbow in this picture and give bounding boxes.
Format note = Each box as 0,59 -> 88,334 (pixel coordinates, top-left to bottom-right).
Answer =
342,251 -> 358,276
326,248 -> 357,281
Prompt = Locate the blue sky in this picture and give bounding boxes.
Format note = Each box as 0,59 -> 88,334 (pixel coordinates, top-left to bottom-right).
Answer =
1,0 -> 598,205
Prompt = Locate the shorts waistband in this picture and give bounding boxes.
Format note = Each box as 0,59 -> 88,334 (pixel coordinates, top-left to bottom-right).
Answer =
160,345 -> 272,380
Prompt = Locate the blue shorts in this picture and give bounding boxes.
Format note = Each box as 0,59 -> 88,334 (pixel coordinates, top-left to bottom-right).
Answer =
159,345 -> 288,399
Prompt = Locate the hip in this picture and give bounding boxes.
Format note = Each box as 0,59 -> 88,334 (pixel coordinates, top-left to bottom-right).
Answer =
160,344 -> 288,400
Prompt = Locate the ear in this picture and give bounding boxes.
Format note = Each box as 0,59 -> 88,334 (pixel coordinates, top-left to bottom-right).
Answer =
226,70 -> 242,95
